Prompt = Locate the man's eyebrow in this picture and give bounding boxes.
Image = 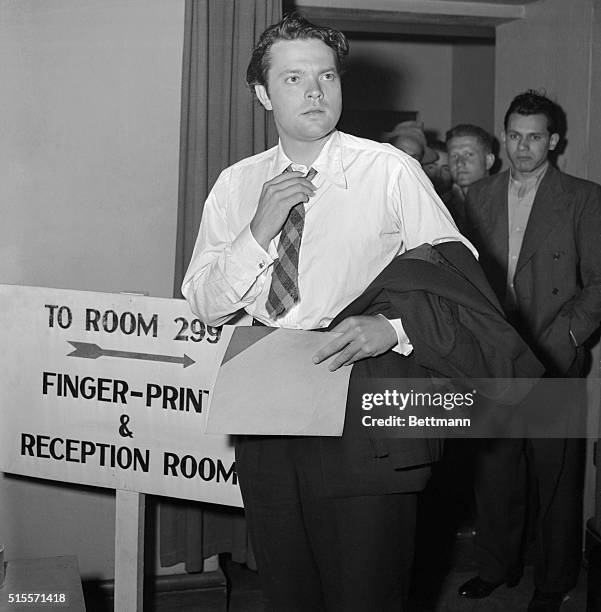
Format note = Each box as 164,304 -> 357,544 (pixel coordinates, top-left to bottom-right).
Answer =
275,65 -> 338,78
508,130 -> 544,135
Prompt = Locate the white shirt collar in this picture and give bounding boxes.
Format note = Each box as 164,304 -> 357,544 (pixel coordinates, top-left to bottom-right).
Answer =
509,160 -> 549,188
272,130 -> 347,189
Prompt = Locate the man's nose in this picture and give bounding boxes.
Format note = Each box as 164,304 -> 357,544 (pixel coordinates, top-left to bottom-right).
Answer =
306,79 -> 323,100
517,137 -> 529,151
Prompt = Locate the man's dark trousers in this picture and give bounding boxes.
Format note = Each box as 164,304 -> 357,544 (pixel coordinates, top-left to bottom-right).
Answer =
236,435 -> 417,612
473,436 -> 584,592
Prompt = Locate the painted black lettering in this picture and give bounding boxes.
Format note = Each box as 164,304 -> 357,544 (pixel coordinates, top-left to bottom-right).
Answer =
21,433 -> 35,456
85,308 -> 101,331
163,452 -> 179,476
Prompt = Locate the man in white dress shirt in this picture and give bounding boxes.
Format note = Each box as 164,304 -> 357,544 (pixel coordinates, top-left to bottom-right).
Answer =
182,13 -> 471,611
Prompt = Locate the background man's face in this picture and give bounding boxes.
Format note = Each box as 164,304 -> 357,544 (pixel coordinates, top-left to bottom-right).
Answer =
503,113 -> 558,175
447,135 -> 492,188
254,39 -> 342,148
423,151 -> 452,193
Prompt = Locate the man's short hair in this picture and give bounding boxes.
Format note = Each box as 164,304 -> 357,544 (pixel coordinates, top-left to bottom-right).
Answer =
445,124 -> 493,155
503,90 -> 559,134
246,13 -> 349,94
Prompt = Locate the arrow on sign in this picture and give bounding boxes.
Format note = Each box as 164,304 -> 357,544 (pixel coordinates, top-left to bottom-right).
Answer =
67,341 -> 195,368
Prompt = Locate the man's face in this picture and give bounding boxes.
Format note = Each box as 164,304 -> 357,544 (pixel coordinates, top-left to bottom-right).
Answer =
254,39 -> 342,149
503,113 -> 559,176
447,135 -> 494,188
423,151 -> 452,193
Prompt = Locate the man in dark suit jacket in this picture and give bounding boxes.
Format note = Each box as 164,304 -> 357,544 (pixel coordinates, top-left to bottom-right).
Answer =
458,90 -> 601,612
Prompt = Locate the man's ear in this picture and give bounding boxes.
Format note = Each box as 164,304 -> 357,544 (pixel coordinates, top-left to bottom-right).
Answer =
485,153 -> 495,171
549,133 -> 560,151
255,85 -> 272,111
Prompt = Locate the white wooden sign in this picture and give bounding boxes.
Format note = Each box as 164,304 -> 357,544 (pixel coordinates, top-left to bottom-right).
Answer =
0,284 -> 242,507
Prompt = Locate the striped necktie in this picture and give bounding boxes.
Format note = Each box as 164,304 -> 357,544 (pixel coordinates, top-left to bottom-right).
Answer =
265,166 -> 317,318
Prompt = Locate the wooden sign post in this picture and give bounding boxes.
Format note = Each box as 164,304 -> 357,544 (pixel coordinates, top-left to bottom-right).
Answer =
115,490 -> 146,612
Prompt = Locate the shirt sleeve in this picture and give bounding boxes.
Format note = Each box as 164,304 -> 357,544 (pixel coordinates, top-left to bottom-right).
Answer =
181,171 -> 274,325
383,155 -> 477,355
392,156 -> 478,258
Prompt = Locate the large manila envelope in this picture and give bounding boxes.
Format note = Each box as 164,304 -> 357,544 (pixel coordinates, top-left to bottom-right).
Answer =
205,327 -> 351,436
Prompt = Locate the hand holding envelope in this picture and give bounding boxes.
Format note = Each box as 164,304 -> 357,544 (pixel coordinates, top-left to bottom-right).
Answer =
312,314 -> 398,371
205,326 -> 352,436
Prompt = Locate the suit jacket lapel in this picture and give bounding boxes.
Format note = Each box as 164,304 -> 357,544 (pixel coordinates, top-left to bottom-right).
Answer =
516,166 -> 566,274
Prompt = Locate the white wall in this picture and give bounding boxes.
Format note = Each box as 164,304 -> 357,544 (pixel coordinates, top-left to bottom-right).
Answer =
0,0 -> 185,580
495,0 -> 597,179
0,0 -> 183,296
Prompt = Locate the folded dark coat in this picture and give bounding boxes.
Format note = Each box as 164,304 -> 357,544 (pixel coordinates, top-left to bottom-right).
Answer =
318,241 -> 543,497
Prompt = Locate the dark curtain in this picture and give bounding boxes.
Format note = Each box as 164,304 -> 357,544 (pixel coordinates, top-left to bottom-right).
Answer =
172,0 -> 281,297
160,0 -> 281,573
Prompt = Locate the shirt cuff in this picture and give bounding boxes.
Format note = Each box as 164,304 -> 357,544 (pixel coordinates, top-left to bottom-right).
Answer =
229,224 -> 273,279
377,314 -> 413,356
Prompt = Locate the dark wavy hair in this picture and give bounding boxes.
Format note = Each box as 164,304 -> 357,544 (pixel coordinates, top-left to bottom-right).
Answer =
445,124 -> 494,154
246,13 -> 349,95
503,90 -> 559,134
